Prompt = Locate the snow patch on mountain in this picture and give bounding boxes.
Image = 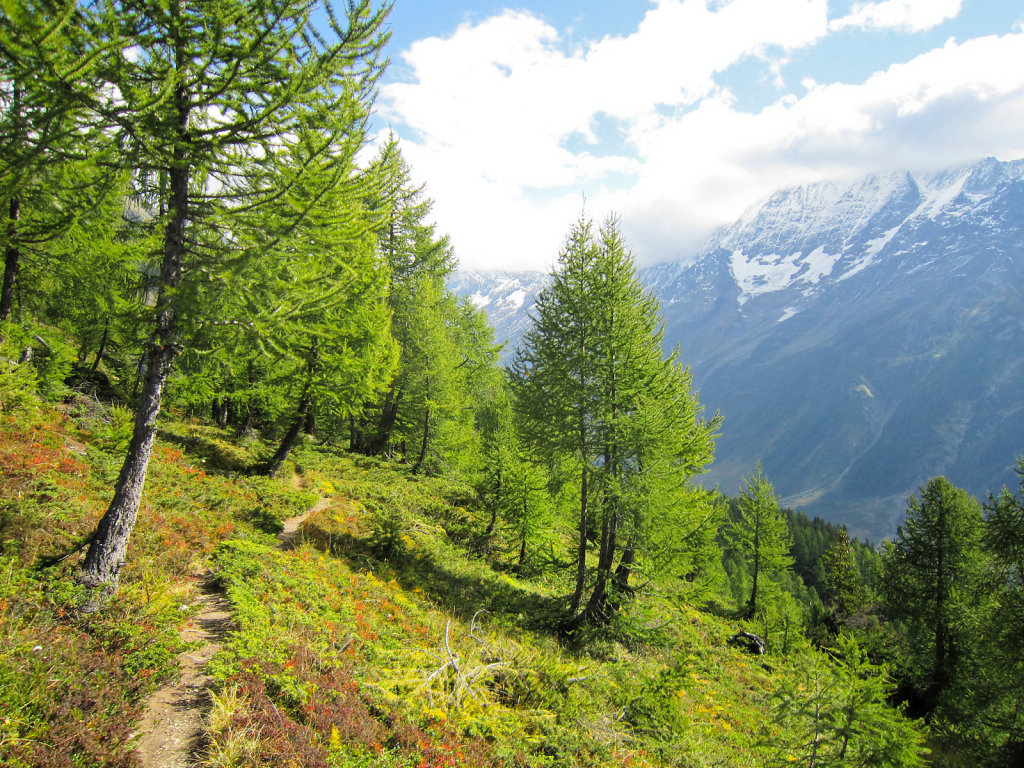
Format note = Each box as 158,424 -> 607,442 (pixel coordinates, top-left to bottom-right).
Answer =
730,250 -> 801,304
915,168 -> 970,219
502,289 -> 526,310
799,246 -> 840,286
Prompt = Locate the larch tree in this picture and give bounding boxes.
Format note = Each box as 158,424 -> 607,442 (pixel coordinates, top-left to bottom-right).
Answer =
511,215 -> 719,629
511,216 -> 601,617
0,1 -> 125,335
16,0 -> 391,600
978,458 -> 1024,758
881,476 -> 985,714
822,527 -> 865,620
351,138 -> 501,477
730,462 -> 793,619
350,138 -> 457,460
767,635 -> 927,768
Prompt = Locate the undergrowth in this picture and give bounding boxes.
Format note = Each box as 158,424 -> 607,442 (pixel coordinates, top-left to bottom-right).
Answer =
0,399 -> 922,767
0,400 -> 314,768
201,447 -> 782,768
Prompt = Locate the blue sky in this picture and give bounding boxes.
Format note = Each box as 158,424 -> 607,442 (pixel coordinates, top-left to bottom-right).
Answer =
346,1 -> 1024,271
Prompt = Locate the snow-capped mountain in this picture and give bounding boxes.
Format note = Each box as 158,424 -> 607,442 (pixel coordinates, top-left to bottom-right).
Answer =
453,157 -> 1024,539
448,270 -> 547,355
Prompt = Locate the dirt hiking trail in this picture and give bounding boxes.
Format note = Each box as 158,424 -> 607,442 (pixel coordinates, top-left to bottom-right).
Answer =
134,490 -> 330,767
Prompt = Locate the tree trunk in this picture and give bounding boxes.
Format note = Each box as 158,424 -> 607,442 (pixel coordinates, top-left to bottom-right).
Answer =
78,339 -> 178,595
262,391 -> 311,477
570,465 -> 589,615
0,196 -> 20,324
484,465 -> 501,537
90,317 -> 110,373
572,494 -> 619,628
516,506 -> 528,575
1,80 -> 22,331
746,561 -> 760,618
78,65 -> 191,603
608,543 -> 635,614
411,405 -> 430,475
80,171 -> 188,599
746,525 -> 762,618
364,386 -> 400,455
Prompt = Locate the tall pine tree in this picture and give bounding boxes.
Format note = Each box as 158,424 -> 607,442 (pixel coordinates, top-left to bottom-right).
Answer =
882,476 -> 985,714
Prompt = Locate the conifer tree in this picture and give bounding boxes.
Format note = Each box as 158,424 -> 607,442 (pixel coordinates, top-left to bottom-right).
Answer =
978,458 -> 1024,761
0,2 -> 124,334
822,527 -> 865,620
511,215 -> 719,628
351,138 -> 460,460
882,476 -> 985,713
767,635 -> 927,767
15,0 -> 391,599
511,216 -> 601,617
730,463 -> 793,618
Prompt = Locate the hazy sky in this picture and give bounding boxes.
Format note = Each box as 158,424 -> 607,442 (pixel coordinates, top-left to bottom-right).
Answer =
352,1 -> 1024,272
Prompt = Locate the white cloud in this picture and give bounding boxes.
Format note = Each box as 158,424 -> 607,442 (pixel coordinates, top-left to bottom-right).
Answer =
830,0 -> 963,33
617,32 -> 1024,258
378,1 -> 1024,271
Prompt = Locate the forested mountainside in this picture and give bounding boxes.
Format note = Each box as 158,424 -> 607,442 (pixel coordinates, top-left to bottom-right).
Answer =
453,157 -> 1024,540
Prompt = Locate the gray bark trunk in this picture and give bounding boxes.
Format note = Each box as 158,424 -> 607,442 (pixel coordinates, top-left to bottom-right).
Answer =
78,339 -> 178,593
79,66 -> 190,602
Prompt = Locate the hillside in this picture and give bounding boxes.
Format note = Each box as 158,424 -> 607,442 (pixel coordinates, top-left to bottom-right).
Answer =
0,398 -> 921,768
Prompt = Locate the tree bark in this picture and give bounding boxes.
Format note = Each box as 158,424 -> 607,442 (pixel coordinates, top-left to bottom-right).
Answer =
569,465 -> 590,616
411,405 -> 430,475
746,524 -> 762,618
0,196 -> 21,324
90,317 -> 110,373
609,543 -> 635,613
79,54 -> 191,602
483,465 -> 501,537
78,338 -> 179,594
572,493 -> 620,628
80,189 -> 186,595
363,386 -> 400,455
262,390 -> 311,477
516,504 -> 528,574
1,80 -> 22,330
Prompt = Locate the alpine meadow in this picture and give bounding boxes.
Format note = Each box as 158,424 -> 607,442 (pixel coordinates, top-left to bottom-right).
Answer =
2,2 -> 1024,768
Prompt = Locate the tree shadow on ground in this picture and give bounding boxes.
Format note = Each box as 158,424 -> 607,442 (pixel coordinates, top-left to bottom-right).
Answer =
157,425 -> 254,474
302,522 -> 569,635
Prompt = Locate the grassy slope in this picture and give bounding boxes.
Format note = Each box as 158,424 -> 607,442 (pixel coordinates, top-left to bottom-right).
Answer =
1,400 -> 827,768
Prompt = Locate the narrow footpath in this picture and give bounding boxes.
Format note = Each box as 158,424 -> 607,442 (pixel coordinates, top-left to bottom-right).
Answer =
134,493 -> 329,767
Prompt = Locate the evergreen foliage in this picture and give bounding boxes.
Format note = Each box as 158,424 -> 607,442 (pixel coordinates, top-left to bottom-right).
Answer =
15,0 -> 396,598
765,635 -> 926,767
0,4 -> 1011,763
511,215 -> 720,628
882,476 -> 986,715
822,528 -> 866,618
729,463 -> 793,619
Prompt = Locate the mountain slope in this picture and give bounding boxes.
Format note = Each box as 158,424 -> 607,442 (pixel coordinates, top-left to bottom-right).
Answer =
454,158 -> 1024,539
